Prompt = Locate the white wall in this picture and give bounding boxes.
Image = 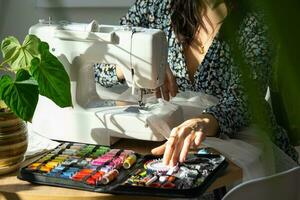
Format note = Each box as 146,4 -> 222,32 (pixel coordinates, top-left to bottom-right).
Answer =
0,0 -> 129,52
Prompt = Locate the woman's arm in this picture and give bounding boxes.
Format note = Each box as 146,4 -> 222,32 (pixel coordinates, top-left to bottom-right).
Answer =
152,12 -> 273,166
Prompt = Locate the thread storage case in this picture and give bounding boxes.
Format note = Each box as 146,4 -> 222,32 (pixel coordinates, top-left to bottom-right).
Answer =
18,141 -> 228,198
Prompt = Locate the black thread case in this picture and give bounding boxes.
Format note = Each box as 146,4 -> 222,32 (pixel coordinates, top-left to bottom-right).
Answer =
18,142 -> 228,198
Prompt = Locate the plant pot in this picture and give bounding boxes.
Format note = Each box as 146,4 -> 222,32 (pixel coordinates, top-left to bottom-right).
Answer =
0,111 -> 28,175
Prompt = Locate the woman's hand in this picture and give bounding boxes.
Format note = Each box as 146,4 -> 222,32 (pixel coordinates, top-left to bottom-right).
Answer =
151,113 -> 219,166
155,64 -> 178,101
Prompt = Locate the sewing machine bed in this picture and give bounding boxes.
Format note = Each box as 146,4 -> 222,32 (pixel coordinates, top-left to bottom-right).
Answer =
18,141 -> 228,198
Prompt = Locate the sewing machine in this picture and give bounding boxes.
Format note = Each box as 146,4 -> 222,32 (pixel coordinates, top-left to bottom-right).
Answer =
28,19 -> 183,145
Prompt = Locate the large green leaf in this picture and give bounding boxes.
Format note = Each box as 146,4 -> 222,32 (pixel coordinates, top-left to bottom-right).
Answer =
0,70 -> 39,121
1,35 -> 40,71
1,36 -> 20,62
30,42 -> 72,107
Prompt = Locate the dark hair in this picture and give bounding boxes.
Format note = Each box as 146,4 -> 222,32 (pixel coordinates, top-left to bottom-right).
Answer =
170,0 -> 235,46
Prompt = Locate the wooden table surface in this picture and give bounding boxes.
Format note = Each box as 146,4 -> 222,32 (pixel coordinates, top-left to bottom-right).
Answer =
0,139 -> 242,200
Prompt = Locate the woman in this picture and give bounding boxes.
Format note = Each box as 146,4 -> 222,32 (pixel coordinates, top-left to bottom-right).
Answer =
94,0 -> 298,165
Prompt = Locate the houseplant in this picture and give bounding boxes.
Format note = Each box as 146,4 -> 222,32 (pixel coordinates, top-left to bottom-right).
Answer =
0,34 -> 72,174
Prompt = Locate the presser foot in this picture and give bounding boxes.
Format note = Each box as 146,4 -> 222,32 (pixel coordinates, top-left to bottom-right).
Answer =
138,88 -> 147,109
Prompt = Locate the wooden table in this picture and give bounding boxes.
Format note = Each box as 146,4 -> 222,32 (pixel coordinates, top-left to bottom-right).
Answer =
0,139 -> 242,200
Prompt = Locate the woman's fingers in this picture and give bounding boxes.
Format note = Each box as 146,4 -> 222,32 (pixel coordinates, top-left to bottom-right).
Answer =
179,132 -> 194,163
163,128 -> 179,165
155,88 -> 162,99
163,138 -> 176,165
162,84 -> 170,101
194,130 -> 206,147
151,143 -> 166,155
154,84 -> 171,101
155,64 -> 178,101
152,118 -> 210,166
168,82 -> 178,97
170,127 -> 191,166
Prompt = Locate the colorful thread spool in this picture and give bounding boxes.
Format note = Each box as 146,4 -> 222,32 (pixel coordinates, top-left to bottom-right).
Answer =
39,166 -> 52,173
53,165 -> 65,171
167,175 -> 176,183
92,171 -> 105,180
27,162 -> 42,170
72,169 -> 94,181
145,174 -> 158,186
72,174 -> 86,181
45,161 -> 59,168
86,177 -> 96,185
101,169 -> 119,185
158,175 -> 168,183
100,165 -> 113,173
142,174 -> 153,183
139,170 -> 147,177
123,154 -> 137,169
86,171 -> 105,185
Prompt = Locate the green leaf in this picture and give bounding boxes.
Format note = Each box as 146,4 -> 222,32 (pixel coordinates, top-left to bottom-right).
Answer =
0,70 -> 39,121
1,35 -> 41,71
30,42 -> 72,107
15,68 -> 31,81
1,36 -> 20,61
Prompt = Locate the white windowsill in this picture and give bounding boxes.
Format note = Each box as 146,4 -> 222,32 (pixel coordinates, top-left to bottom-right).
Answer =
37,0 -> 135,8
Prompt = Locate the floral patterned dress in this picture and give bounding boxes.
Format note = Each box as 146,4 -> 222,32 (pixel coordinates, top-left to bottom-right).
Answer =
94,0 -> 298,162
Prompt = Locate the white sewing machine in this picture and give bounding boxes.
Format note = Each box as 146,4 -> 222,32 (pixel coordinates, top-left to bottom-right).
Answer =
28,19 -> 183,145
